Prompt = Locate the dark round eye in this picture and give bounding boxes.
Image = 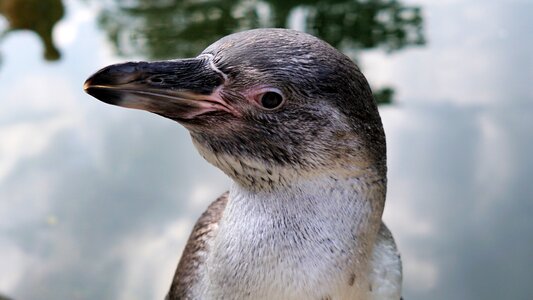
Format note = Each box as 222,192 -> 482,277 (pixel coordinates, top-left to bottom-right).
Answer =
260,92 -> 283,109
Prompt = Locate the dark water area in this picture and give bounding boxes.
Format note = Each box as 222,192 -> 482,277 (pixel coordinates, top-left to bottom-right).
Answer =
0,0 -> 532,299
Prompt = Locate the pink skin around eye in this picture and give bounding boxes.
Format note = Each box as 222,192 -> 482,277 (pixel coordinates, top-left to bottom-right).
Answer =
242,86 -> 284,108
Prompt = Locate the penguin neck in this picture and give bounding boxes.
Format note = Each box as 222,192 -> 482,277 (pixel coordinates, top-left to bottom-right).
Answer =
228,171 -> 386,216
206,172 -> 386,298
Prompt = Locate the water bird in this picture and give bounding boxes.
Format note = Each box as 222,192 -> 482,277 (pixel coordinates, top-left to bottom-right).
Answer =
84,28 -> 402,300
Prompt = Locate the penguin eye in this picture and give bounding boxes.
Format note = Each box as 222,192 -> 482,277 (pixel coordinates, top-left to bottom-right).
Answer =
260,91 -> 284,110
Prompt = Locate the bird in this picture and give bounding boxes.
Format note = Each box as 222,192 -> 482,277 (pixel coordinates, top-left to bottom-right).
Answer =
84,28 -> 402,300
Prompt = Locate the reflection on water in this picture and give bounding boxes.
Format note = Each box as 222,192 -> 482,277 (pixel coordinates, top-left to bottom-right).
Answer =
97,0 -> 424,105
1,0 -> 533,300
97,0 -> 424,59
0,0 -> 64,61
0,0 -> 425,104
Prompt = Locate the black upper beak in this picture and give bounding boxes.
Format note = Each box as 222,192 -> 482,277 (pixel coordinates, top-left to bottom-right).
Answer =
84,56 -> 231,121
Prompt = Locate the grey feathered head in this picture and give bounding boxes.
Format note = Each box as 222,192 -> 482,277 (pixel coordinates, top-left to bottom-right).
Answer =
84,28 -> 385,189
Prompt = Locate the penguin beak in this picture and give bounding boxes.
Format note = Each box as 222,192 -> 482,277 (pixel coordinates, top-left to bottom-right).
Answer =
83,56 -> 234,121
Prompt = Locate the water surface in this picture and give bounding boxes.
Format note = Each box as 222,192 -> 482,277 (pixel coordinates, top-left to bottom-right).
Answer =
0,0 -> 532,299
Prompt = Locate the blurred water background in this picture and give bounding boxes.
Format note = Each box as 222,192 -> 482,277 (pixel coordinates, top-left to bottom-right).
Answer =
0,0 -> 532,299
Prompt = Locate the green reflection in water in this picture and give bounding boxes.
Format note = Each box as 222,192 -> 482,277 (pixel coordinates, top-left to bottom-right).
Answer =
0,0 -> 424,104
98,0 -> 424,59
0,0 -> 64,61
97,0 -> 425,105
